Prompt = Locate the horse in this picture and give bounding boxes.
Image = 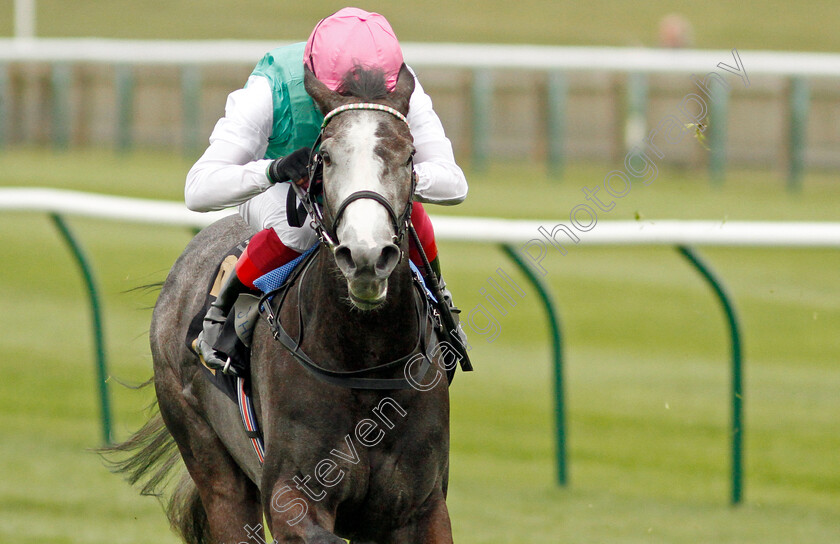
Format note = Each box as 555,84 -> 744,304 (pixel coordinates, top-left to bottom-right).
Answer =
103,65 -> 454,543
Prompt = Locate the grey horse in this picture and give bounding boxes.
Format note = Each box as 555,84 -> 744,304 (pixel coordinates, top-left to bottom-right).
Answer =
103,65 -> 454,543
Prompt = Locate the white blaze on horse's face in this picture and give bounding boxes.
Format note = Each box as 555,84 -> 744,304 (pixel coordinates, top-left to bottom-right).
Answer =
324,111 -> 412,310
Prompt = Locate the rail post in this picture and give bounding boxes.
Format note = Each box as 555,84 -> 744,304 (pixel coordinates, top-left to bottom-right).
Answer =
677,246 -> 743,505
547,71 -> 567,179
51,63 -> 72,149
625,72 -> 648,151
471,69 -> 493,172
708,83 -> 729,185
50,213 -> 114,445
787,77 -> 809,192
0,62 -> 9,148
501,244 -> 567,486
115,64 -> 135,152
181,64 -> 202,157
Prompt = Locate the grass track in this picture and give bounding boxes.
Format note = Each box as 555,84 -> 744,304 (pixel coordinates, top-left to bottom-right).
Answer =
0,149 -> 838,542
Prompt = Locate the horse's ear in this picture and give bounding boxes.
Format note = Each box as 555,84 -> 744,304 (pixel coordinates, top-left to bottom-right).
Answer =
390,64 -> 415,115
305,66 -> 342,115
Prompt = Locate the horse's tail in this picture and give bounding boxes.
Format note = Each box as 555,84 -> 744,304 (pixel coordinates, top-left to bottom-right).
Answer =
97,399 -> 211,544
168,470 -> 211,544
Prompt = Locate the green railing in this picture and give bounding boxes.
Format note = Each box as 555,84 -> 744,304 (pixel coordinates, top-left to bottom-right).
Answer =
49,213 -> 114,445
467,69 -> 810,188
501,244 -> 567,486
500,241 -> 743,503
676,246 -> 744,505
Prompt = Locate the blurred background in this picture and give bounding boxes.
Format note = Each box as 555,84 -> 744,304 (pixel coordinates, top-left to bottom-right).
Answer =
0,1 -> 838,542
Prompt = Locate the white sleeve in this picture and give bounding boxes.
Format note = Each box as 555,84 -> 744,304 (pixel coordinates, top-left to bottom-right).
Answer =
184,76 -> 276,212
406,69 -> 468,206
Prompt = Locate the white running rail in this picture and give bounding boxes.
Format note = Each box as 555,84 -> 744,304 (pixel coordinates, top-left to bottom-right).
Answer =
2,187 -> 839,247
1,38 -> 840,77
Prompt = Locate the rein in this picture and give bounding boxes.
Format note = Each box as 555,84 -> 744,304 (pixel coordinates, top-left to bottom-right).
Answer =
259,252 -> 437,390
293,102 -> 415,252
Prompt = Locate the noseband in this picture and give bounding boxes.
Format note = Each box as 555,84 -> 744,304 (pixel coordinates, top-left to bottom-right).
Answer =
296,103 -> 416,252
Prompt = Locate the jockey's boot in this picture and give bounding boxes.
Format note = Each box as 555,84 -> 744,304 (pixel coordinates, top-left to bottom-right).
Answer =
429,257 -> 472,372
193,270 -> 251,376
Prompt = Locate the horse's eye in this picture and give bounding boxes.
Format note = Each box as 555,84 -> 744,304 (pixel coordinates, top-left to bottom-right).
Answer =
321,151 -> 332,166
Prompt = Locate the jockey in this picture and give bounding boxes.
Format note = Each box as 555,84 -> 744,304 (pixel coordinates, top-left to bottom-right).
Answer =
186,7 -> 468,375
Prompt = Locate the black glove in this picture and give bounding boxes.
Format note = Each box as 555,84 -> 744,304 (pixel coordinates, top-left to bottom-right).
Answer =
267,147 -> 311,185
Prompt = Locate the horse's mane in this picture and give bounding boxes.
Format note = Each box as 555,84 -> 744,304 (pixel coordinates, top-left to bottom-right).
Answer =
337,64 -> 390,100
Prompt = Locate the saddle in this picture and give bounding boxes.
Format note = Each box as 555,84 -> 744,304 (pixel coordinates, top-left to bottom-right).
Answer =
184,238 -> 254,402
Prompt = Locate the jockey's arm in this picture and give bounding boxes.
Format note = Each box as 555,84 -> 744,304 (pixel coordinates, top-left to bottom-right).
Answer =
406,70 -> 469,206
185,70 -> 468,212
184,76 -> 275,212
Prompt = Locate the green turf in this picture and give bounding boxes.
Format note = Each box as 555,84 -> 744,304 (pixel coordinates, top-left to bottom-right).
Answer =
0,0 -> 839,51
0,149 -> 838,542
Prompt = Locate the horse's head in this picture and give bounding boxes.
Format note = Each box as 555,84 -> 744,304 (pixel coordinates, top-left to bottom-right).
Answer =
304,64 -> 416,310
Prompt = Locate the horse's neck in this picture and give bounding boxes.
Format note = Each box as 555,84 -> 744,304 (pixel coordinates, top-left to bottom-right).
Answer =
300,250 -> 419,369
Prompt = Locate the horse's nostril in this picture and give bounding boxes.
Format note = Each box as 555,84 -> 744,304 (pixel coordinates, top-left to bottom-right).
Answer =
335,245 -> 356,273
376,244 -> 401,274
336,243 -> 399,278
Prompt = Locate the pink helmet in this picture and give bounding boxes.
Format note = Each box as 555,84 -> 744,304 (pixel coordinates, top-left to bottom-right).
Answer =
304,7 -> 404,92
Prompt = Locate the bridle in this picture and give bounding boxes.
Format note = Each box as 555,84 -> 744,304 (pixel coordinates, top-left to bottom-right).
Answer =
293,102 -> 416,252
267,102 -> 474,386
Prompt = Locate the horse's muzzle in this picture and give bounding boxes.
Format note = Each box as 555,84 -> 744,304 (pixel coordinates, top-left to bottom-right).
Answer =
335,241 -> 401,309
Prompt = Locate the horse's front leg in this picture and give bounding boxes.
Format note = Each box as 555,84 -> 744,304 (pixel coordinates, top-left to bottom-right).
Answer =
263,481 -> 345,543
377,490 -> 454,544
